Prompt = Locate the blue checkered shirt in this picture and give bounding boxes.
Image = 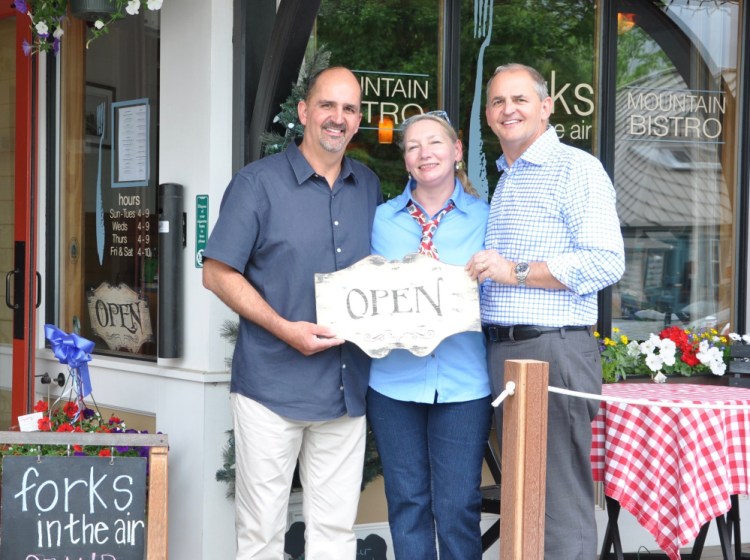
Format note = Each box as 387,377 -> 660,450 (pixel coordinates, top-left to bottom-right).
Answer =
481,126 -> 625,327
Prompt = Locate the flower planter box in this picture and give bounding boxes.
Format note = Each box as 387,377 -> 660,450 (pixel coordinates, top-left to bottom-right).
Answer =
612,373 -> 726,386
726,342 -> 750,387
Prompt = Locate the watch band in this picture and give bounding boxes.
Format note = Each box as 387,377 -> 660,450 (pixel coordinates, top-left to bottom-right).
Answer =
514,262 -> 530,286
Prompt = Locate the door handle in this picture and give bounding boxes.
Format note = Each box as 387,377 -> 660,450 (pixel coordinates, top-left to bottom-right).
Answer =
5,269 -> 19,310
36,271 -> 42,309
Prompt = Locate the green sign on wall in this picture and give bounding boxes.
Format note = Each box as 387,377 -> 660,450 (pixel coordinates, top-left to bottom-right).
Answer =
196,194 -> 209,268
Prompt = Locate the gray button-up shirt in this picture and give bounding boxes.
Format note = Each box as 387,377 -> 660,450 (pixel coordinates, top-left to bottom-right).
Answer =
204,142 -> 382,420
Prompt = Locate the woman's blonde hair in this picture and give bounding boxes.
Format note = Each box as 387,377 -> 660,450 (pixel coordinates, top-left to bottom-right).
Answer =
399,113 -> 478,197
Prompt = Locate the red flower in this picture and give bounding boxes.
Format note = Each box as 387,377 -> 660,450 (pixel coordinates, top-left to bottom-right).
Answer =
73,444 -> 83,453
33,400 -> 48,413
682,350 -> 700,367
660,326 -> 704,369
38,417 -> 51,431
98,448 -> 111,457
63,401 -> 79,418
660,326 -> 689,348
55,423 -> 74,432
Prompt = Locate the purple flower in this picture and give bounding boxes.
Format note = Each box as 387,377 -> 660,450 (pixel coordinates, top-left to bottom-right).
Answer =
13,0 -> 28,14
52,37 -> 60,55
22,39 -> 32,56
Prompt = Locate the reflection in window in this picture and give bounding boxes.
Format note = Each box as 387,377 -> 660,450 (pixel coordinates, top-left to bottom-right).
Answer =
612,1 -> 739,340
312,0 -> 441,200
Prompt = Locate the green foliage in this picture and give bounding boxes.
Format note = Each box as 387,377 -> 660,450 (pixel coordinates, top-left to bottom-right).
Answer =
219,318 -> 239,348
215,429 -> 236,499
260,47 -> 332,157
616,26 -> 672,88
597,331 -> 647,383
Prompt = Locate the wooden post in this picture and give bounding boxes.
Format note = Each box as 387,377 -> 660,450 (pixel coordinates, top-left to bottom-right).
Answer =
499,359 -> 549,560
147,445 -> 169,559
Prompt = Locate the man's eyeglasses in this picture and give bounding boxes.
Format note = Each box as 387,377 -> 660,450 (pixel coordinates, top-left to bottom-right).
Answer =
401,109 -> 452,129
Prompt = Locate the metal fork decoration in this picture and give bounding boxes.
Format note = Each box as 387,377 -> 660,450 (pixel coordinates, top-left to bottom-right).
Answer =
468,0 -> 494,201
95,101 -> 106,265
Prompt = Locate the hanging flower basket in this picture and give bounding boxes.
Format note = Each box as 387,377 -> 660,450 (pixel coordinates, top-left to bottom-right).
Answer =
70,0 -> 117,21
14,0 -> 163,55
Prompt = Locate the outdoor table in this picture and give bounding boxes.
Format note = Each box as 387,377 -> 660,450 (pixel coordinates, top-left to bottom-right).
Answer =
591,383 -> 750,560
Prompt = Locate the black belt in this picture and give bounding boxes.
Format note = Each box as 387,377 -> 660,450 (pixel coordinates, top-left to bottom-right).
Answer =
482,325 -> 590,343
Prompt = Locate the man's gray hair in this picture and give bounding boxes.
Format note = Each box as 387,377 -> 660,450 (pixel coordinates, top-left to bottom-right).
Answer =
485,63 -> 549,102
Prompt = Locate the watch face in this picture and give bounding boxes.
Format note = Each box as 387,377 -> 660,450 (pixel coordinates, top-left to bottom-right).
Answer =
516,262 -> 529,274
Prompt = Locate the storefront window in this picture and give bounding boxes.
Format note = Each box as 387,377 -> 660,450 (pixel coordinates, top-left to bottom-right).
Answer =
57,11 -> 160,359
298,0 -> 742,340
611,0 -> 739,339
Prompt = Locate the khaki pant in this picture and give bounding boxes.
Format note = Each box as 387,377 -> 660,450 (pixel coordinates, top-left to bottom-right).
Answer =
231,393 -> 366,560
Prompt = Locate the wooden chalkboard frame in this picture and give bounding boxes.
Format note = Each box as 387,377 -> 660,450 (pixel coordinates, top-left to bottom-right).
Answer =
0,431 -> 169,559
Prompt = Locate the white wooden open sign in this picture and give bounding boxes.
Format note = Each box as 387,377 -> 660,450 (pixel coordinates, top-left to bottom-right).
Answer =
315,253 -> 481,358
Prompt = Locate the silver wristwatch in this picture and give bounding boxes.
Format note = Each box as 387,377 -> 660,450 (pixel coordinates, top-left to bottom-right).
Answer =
514,262 -> 530,286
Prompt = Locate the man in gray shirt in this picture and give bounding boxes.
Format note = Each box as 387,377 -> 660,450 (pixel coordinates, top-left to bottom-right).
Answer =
203,66 -> 382,560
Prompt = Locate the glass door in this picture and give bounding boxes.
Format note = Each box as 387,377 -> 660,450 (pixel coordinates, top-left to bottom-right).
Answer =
0,3 -> 37,428
611,0 -> 740,340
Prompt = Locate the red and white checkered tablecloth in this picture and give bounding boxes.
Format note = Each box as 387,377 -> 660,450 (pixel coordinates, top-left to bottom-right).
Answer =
590,383 -> 750,560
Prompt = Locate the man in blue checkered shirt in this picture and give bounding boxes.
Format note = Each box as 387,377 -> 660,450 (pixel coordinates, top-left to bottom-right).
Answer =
467,63 -> 625,559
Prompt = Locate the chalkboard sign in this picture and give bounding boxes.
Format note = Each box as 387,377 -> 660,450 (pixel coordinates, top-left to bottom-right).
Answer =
1,455 -> 147,560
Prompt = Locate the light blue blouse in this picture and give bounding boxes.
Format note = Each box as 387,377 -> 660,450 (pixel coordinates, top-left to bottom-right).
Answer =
369,179 -> 491,403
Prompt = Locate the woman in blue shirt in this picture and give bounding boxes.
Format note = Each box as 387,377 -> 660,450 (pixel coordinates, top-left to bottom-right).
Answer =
368,112 -> 492,560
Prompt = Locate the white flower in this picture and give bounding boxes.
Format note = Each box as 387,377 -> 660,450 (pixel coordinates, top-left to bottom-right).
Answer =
653,372 -> 668,383
697,345 -> 719,364
659,338 -> 677,366
709,360 -> 727,376
53,27 -> 64,39
626,340 -> 641,357
696,339 -> 710,355
94,20 -> 105,30
743,334 -> 750,344
147,0 -> 163,9
35,20 -> 49,37
729,333 -> 741,341
640,335 -> 659,354
126,0 -> 141,15
645,353 -> 663,372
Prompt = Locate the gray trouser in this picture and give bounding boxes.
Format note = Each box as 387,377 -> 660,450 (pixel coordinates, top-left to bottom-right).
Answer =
488,328 -> 601,560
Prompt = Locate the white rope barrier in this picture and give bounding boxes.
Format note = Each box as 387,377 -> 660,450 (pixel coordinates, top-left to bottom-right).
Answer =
491,381 -> 750,411
547,385 -> 750,412
491,381 -> 516,407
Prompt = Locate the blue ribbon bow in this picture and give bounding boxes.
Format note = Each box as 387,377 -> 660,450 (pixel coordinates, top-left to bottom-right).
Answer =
44,324 -> 94,398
